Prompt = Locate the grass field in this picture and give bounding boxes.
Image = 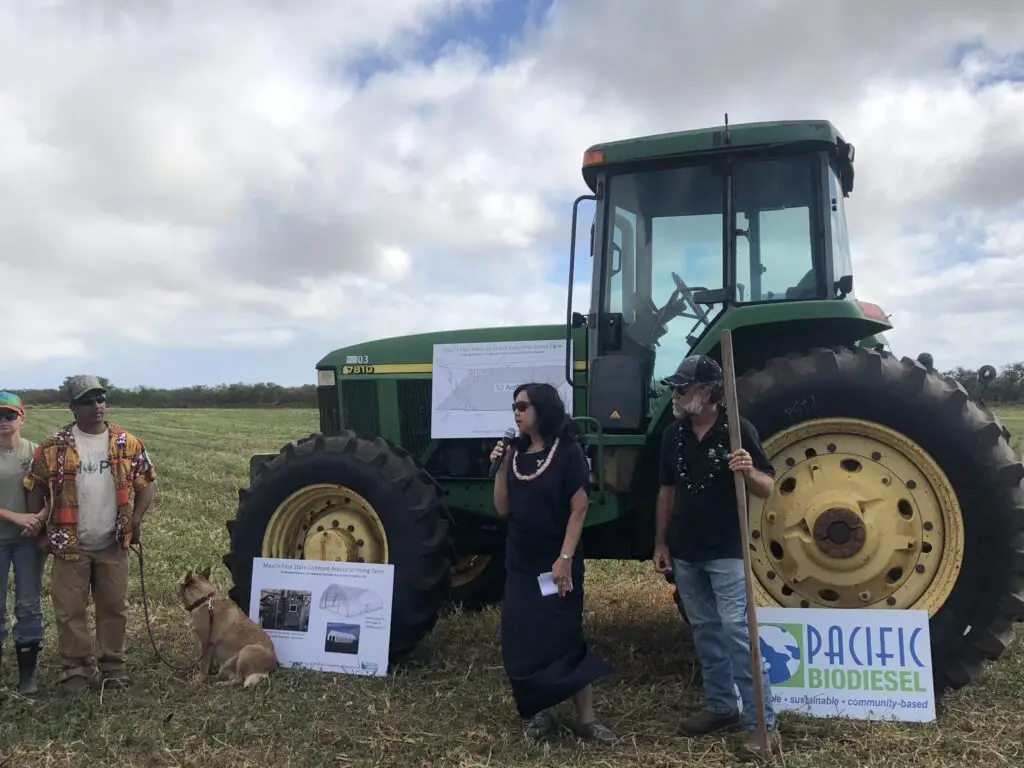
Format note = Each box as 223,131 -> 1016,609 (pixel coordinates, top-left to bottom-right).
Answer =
2,406 -> 1024,767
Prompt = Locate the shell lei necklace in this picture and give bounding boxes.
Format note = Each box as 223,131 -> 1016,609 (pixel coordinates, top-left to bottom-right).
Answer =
513,436 -> 560,481
676,410 -> 730,496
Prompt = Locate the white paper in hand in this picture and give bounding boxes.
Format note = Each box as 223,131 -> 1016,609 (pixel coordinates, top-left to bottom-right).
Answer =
538,571 -> 572,597
537,572 -> 559,597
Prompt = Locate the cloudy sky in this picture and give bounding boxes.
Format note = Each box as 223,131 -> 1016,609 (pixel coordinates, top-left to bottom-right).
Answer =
1,0 -> 1021,389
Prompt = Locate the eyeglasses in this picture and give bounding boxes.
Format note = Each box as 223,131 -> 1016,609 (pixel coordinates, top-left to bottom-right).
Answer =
512,401 -> 531,413
74,395 -> 106,407
0,412 -> 20,422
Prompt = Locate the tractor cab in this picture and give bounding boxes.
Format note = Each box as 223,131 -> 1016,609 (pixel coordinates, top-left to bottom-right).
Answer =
568,119 -> 858,433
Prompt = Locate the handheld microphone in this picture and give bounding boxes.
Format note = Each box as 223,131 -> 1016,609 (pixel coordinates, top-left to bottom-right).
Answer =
489,427 -> 517,479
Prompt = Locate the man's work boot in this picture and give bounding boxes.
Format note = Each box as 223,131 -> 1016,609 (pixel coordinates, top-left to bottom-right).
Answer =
679,708 -> 741,736
15,642 -> 40,695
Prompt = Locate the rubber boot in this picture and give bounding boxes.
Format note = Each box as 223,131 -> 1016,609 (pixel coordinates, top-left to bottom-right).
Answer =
15,642 -> 40,694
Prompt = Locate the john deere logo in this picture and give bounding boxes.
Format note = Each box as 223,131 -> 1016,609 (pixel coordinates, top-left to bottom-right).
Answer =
759,623 -> 804,687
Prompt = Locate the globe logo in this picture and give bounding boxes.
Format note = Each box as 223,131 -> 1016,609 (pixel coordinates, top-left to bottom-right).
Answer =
759,624 -> 802,685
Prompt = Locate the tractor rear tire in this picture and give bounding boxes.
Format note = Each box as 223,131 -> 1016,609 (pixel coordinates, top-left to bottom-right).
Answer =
222,431 -> 454,662
736,346 -> 1024,694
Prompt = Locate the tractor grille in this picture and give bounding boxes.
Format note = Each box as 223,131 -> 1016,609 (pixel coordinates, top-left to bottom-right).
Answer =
316,384 -> 341,436
341,380 -> 380,436
397,379 -> 432,458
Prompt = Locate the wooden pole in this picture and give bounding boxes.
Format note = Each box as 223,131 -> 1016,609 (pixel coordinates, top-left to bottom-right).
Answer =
719,328 -> 769,752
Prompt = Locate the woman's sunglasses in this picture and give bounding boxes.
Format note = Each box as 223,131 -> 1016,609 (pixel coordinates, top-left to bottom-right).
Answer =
512,401 -> 531,413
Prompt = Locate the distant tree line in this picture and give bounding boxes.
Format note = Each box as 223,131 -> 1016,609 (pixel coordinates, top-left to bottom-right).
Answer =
4,360 -> 1023,410
9,377 -> 318,409
939,362 -> 1024,404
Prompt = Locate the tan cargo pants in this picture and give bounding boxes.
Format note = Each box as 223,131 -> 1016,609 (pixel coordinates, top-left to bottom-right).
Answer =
50,543 -> 130,683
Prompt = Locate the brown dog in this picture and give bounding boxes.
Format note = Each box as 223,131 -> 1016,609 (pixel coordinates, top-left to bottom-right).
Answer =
176,567 -> 279,688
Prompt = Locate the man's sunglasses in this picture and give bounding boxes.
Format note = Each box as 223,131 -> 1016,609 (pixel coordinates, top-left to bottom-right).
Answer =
0,411 -> 20,422
74,395 -> 106,407
513,401 -> 532,413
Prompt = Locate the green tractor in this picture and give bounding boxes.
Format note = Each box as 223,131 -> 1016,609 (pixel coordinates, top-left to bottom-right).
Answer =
222,119 -> 1024,694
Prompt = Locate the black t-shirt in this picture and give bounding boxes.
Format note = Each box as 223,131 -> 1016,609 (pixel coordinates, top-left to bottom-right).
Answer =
658,407 -> 775,562
504,438 -> 591,574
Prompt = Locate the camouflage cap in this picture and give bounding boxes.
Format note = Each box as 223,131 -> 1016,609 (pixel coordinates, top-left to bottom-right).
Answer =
66,375 -> 108,403
0,391 -> 24,415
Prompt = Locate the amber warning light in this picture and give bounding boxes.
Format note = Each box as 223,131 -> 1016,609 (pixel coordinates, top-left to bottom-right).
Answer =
582,149 -> 605,166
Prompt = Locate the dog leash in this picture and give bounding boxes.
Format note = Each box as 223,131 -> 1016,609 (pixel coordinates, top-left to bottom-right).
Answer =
131,539 -> 214,675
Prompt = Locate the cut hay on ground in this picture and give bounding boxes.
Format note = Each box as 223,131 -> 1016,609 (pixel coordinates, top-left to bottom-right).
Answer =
2,407 -> 1023,767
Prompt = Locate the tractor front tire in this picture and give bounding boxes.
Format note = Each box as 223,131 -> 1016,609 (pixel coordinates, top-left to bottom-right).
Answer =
222,431 -> 454,661
449,549 -> 506,611
737,346 -> 1024,694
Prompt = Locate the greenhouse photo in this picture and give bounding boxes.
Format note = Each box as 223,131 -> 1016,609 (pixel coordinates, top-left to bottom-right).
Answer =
318,584 -> 384,618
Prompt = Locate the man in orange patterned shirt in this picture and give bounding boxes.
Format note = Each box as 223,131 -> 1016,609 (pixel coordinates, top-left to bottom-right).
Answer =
23,375 -> 156,693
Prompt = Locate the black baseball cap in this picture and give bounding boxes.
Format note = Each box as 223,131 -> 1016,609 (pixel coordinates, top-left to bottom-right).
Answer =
660,355 -> 723,390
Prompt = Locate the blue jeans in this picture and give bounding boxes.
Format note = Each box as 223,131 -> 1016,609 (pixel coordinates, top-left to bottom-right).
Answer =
0,539 -> 46,647
672,557 -> 775,731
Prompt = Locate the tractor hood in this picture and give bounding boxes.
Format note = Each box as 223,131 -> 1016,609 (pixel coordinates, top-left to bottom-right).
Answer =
317,324 -> 580,374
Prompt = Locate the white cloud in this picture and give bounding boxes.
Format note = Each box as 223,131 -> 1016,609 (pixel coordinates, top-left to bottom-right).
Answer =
0,0 -> 1022,385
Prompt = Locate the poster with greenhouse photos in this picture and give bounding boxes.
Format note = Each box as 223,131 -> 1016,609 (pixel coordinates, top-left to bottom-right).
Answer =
249,557 -> 395,677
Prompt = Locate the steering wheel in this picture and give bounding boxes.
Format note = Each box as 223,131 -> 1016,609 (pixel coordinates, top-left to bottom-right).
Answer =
630,274 -> 713,348
670,271 -> 711,325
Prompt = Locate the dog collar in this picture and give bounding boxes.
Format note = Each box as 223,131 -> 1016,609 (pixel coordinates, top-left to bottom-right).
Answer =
186,592 -> 215,612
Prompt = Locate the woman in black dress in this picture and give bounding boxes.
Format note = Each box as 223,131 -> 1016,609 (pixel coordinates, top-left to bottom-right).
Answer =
490,382 -> 616,744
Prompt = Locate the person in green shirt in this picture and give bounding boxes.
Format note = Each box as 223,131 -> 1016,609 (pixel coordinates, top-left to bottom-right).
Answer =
0,391 -> 45,694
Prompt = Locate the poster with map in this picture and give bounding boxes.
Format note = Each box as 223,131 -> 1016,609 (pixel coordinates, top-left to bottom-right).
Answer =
430,339 -> 573,439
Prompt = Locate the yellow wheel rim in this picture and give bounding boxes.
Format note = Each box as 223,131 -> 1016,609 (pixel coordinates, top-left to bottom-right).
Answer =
261,483 -> 389,564
451,554 -> 492,588
748,418 -> 964,618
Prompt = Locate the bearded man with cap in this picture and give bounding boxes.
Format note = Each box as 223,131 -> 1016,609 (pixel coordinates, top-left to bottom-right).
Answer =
0,391 -> 45,694
22,375 -> 156,693
652,354 -> 777,759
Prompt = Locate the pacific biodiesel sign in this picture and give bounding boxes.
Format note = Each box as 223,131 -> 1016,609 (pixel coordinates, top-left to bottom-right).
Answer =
755,607 -> 936,722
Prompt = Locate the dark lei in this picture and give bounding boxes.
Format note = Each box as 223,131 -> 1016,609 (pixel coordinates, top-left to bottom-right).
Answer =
675,408 -> 732,495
